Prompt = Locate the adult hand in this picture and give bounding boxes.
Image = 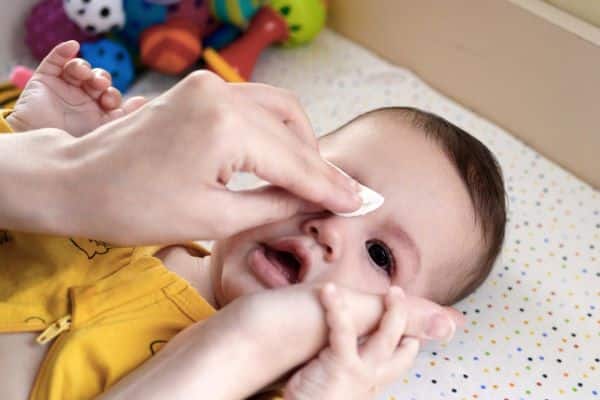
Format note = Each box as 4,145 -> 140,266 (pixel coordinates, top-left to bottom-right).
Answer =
52,71 -> 361,244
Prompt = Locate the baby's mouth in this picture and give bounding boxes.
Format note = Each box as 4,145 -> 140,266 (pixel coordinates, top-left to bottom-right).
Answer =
248,239 -> 310,288
263,246 -> 301,284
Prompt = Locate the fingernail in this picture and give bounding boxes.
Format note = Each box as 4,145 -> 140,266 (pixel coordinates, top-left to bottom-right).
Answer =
349,177 -> 361,192
426,313 -> 455,342
327,160 -> 361,193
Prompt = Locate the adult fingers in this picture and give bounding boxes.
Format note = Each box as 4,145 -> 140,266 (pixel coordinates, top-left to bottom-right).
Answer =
232,83 -> 318,149
245,120 -> 362,213
201,185 -> 322,238
360,287 -> 407,363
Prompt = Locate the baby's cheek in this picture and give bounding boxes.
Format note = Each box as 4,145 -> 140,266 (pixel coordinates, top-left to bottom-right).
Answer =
315,258 -> 390,295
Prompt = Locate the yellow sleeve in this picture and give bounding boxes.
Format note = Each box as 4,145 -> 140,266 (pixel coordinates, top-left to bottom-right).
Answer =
0,109 -> 14,134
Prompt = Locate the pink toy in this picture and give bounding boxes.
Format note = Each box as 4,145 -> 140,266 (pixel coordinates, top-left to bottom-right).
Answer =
10,66 -> 34,90
26,0 -> 97,60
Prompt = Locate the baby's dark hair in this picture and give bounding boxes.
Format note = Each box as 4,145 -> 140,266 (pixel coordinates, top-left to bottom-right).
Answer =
333,107 -> 507,305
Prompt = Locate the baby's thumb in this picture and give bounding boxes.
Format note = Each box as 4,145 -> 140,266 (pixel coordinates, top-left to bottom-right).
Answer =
215,186 -> 321,238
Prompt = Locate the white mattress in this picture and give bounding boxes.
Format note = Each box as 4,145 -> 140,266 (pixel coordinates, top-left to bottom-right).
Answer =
7,28 -> 599,400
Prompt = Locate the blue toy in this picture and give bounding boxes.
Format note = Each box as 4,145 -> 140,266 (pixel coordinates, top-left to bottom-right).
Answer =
203,23 -> 241,50
121,0 -> 168,45
80,39 -> 135,92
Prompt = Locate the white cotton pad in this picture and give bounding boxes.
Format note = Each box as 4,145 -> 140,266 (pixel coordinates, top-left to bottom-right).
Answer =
327,162 -> 384,217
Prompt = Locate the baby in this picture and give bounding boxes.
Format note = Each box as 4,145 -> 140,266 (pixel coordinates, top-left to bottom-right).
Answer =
0,42 -> 506,400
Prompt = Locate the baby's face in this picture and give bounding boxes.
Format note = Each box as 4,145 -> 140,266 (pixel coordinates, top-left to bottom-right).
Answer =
210,116 -> 484,306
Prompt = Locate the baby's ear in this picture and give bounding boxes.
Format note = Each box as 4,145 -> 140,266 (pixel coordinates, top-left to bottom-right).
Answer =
444,306 -> 466,328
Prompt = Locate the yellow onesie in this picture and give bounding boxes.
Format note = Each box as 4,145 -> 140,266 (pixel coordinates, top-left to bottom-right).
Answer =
0,111 -> 284,400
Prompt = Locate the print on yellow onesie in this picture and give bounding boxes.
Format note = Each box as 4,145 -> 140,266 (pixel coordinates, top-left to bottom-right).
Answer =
0,111 -> 284,400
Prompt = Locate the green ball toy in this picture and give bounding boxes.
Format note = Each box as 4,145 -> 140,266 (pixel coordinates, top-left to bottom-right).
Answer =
269,0 -> 327,46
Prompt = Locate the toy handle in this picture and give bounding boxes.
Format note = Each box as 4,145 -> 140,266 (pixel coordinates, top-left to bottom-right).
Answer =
205,6 -> 288,81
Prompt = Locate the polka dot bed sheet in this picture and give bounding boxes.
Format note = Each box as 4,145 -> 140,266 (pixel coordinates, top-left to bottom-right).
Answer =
195,29 -> 596,400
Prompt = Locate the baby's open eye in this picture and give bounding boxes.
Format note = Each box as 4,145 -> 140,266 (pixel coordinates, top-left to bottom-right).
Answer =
365,239 -> 395,276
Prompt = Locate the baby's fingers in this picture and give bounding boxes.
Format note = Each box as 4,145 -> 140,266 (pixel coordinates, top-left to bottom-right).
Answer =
361,286 -> 407,363
62,58 -> 93,86
378,337 -> 420,385
99,87 -> 122,111
321,284 -> 360,364
82,68 -> 112,100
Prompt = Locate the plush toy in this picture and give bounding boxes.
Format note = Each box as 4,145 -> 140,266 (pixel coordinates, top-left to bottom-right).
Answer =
63,0 -> 126,34
204,0 -> 326,82
26,0 -> 97,60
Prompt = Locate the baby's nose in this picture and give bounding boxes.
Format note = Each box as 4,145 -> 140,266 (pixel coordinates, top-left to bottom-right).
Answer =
302,220 -> 342,262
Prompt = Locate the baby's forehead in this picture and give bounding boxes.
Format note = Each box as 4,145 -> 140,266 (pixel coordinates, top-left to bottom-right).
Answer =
320,116 -> 447,183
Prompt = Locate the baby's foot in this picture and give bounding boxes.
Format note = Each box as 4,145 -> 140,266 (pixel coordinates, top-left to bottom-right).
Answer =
6,41 -> 146,136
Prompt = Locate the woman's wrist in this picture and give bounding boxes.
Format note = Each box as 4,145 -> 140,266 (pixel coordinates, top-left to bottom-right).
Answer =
0,128 -> 76,235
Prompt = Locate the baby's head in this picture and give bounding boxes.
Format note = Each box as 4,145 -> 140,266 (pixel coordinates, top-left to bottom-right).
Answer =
210,107 -> 506,306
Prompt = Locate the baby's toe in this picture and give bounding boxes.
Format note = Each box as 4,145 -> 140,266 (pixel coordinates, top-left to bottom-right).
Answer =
62,58 -> 93,86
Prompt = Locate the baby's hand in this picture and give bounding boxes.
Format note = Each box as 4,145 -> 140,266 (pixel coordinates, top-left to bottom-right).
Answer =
284,284 -> 420,400
7,41 -> 146,136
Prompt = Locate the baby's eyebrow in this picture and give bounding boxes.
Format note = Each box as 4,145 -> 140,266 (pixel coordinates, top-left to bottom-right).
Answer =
389,224 -> 422,284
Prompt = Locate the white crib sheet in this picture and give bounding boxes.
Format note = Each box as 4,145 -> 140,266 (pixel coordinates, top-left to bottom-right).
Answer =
91,29 -> 600,400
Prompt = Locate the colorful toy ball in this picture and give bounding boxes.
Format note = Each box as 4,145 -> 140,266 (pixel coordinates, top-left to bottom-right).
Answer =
209,0 -> 266,29
269,0 -> 327,46
80,38 -> 135,92
145,0 -> 181,4
140,19 -> 203,75
63,0 -> 126,34
26,0 -> 97,60
121,0 -> 168,45
166,0 -> 210,26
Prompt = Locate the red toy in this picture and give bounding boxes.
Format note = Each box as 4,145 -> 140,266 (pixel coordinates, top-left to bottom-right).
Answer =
205,6 -> 288,82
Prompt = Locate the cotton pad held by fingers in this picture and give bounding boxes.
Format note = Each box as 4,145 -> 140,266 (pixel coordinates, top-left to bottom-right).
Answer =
327,161 -> 384,217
